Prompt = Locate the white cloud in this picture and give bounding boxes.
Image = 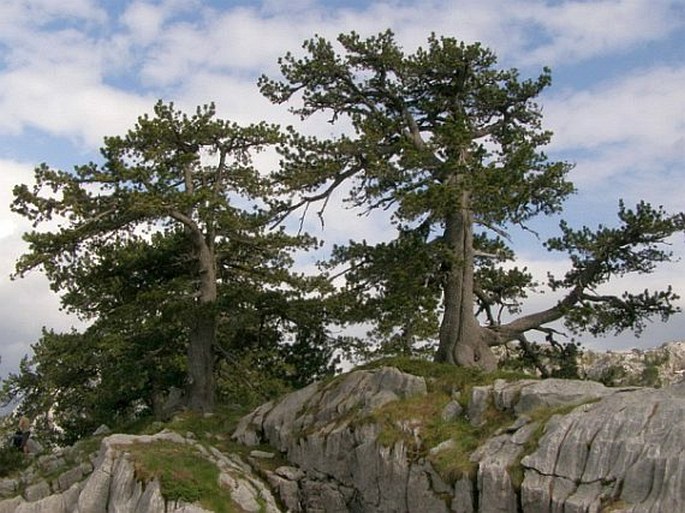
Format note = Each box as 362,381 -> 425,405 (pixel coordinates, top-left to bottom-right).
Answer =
121,2 -> 168,44
546,66 -> 685,153
0,66 -> 153,148
542,64 -> 685,209
0,159 -> 85,379
520,0 -> 683,65
0,0 -> 106,31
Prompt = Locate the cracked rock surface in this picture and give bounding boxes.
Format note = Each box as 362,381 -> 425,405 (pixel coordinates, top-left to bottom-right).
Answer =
0,430 -> 280,513
521,383 -> 685,513
234,367 -> 685,513
3,366 -> 683,512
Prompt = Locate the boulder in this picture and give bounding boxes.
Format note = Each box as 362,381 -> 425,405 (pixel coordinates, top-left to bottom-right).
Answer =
521,385 -> 685,512
0,430 -> 281,513
234,367 -> 685,513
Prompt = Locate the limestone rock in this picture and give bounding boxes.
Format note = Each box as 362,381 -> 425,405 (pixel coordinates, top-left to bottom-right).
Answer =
0,479 -> 17,499
441,400 -> 464,421
92,424 -> 111,437
521,385 -> 685,513
22,481 -> 50,502
4,361 -> 685,512
53,466 -> 84,493
234,367 -> 685,513
513,378 -> 614,414
0,429 -> 282,513
580,341 -> 685,387
234,366 -> 427,450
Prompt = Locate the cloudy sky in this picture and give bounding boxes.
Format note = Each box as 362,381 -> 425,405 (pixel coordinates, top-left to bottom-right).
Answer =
0,0 -> 684,381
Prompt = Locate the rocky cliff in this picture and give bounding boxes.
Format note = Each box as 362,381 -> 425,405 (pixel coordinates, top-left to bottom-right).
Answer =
2,364 -> 684,512
234,366 -> 685,513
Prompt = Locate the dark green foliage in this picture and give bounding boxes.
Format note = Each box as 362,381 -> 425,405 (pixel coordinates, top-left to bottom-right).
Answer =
0,445 -> 26,478
4,101 -> 339,442
3,31 -> 684,443
263,30 -> 684,368
545,201 -> 685,337
499,340 -> 583,379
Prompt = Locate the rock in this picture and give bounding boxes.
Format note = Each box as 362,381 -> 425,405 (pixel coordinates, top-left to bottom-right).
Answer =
429,438 -> 457,456
452,476 -> 476,513
23,480 -> 51,502
0,428 -> 282,513
24,439 -> 43,455
233,367 -> 427,451
53,466 -> 83,493
406,464 -> 450,513
108,454 -> 145,512
4,362 -> 685,512
6,482 -> 81,513
521,386 -> 685,513
37,455 -> 67,475
0,479 -> 17,499
0,497 -> 22,513
267,471 -> 302,512
218,472 -> 264,512
92,424 -> 112,436
299,479 -> 349,513
513,378 -> 614,414
467,385 -> 494,426
580,341 -> 685,387
249,449 -> 275,459
153,386 -> 185,420
233,367 -> 685,513
471,435 -> 523,513
441,400 -> 464,421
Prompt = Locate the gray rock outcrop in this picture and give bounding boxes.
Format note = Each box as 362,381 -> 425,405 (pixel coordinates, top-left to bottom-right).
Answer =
4,361 -> 684,512
580,341 -> 685,387
0,430 -> 280,513
234,367 -> 685,513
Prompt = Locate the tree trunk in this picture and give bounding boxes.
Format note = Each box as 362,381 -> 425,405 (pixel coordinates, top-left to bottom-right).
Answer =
435,195 -> 497,371
185,235 -> 217,413
186,308 -> 216,412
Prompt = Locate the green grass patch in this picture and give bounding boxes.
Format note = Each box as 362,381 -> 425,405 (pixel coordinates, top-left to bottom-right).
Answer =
358,356 -> 533,394
352,357 -> 539,484
163,408 -> 289,478
363,381 -> 516,484
128,440 -> 235,513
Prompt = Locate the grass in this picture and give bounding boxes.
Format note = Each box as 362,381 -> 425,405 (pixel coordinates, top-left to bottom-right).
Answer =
368,389 -> 515,483
128,440 -> 237,513
353,357 -> 527,484
358,356 -> 533,403
601,499 -> 631,512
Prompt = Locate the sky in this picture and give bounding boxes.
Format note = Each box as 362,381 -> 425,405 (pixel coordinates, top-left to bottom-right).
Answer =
0,0 -> 684,382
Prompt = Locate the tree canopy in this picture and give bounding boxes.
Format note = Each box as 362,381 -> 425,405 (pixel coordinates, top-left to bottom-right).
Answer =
2,31 -> 684,440
260,30 -> 685,371
6,102 -> 335,426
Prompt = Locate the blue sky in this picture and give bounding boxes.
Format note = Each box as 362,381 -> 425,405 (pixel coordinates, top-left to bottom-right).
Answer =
0,0 -> 684,381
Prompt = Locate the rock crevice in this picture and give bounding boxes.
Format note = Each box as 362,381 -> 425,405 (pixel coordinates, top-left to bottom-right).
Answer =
234,368 -> 685,513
